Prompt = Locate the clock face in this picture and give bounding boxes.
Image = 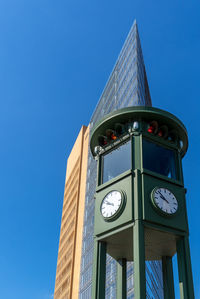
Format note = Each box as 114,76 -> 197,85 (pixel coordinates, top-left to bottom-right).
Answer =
152,188 -> 178,215
101,190 -> 124,220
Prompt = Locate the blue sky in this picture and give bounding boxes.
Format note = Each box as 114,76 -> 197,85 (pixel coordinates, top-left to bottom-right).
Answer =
0,0 -> 200,298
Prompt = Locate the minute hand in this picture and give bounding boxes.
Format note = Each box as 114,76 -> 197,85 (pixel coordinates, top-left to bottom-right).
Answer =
158,191 -> 169,204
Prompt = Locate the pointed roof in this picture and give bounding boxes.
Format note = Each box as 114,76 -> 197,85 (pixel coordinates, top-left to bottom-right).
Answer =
91,20 -> 152,127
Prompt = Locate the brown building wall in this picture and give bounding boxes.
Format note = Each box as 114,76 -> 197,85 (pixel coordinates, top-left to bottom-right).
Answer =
54,125 -> 89,299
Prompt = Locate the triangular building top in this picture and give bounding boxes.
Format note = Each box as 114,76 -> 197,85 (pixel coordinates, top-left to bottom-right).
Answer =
91,20 -> 152,127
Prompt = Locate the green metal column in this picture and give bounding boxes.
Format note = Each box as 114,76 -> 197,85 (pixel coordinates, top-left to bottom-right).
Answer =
177,236 -> 195,299
92,239 -> 98,299
134,220 -> 146,299
162,256 -> 175,299
92,240 -> 107,299
133,136 -> 146,299
117,258 -> 127,299
133,135 -> 146,299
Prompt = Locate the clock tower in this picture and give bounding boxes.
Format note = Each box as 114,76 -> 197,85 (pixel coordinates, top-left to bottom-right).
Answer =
90,106 -> 194,299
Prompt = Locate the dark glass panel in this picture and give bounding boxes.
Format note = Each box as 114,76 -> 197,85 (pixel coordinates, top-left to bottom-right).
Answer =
143,139 -> 177,180
102,140 -> 131,184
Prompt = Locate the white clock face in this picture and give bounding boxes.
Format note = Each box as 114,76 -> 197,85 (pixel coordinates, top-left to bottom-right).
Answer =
101,191 -> 123,219
152,188 -> 178,215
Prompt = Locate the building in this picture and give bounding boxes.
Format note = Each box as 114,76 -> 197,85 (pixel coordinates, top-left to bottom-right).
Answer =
54,20 -> 164,299
54,126 -> 89,299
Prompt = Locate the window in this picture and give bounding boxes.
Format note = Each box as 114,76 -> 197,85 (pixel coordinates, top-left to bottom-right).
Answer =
102,140 -> 131,184
143,139 -> 177,180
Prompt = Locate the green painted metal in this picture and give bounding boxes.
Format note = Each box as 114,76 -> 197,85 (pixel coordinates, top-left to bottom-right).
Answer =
184,237 -> 195,298
177,237 -> 195,299
134,168 -> 143,220
96,154 -> 101,188
94,174 -> 133,238
162,256 -> 175,299
133,167 -> 146,298
134,134 -> 142,171
134,220 -> 146,299
117,259 -> 127,299
96,222 -> 133,241
177,148 -> 184,184
92,240 -> 107,299
143,220 -> 186,237
131,135 -> 135,172
91,239 -> 98,299
142,172 -> 188,232
90,106 -> 188,157
90,106 -> 194,298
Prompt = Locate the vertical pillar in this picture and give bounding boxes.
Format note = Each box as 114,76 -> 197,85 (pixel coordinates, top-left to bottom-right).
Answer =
177,236 -> 195,299
133,155 -> 146,299
92,240 -> 107,299
117,258 -> 127,299
162,256 -> 175,299
134,220 -> 146,299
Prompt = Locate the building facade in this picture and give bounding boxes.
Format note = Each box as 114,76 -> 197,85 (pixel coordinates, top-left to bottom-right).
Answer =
54,20 -> 164,299
54,126 -> 89,299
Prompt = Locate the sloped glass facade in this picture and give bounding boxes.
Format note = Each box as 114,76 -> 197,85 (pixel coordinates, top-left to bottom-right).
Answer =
79,21 -> 163,299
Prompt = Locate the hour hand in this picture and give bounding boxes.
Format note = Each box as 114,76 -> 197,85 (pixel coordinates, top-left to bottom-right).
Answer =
105,200 -> 114,206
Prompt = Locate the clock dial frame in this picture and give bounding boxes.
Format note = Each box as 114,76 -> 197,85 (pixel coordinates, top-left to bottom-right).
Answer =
101,190 -> 126,221
151,187 -> 178,216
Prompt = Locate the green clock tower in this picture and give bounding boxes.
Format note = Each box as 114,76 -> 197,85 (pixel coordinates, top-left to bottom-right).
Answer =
90,106 -> 194,299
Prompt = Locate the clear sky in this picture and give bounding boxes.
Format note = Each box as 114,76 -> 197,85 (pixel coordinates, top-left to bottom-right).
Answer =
0,0 -> 200,298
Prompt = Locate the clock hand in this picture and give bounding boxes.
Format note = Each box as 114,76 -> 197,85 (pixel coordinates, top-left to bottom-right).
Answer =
105,200 -> 114,206
158,191 -> 169,204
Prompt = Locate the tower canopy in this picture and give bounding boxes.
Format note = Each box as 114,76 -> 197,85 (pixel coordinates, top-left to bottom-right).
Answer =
90,106 -> 188,158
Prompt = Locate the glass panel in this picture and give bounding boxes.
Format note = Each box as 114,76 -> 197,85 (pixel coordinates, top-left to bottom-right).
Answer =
143,139 -> 177,180
102,140 -> 131,184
